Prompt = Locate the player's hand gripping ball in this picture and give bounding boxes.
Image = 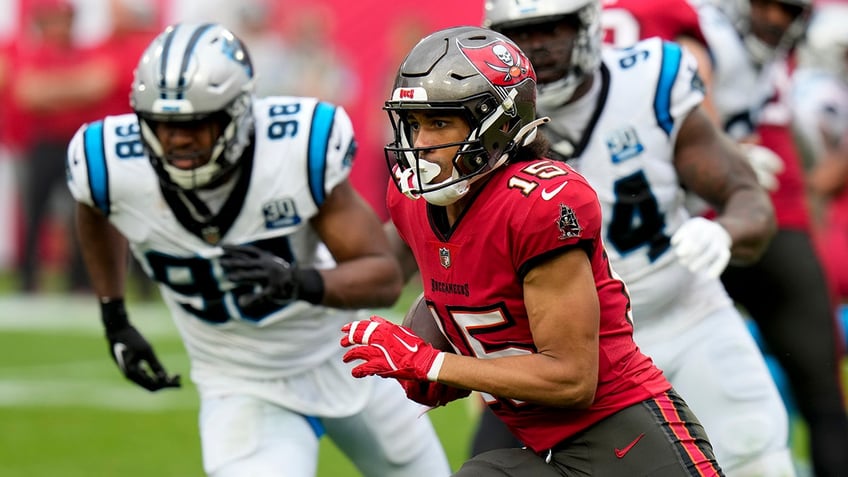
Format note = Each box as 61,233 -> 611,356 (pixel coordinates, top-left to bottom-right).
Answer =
399,294 -> 469,406
401,293 -> 454,352
340,315 -> 444,381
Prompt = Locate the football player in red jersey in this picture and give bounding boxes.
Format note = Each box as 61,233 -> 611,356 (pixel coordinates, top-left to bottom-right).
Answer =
601,0 -> 720,122
602,0 -> 705,46
340,26 -> 723,476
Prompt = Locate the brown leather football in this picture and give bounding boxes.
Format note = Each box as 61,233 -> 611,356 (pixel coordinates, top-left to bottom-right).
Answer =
401,292 -> 454,352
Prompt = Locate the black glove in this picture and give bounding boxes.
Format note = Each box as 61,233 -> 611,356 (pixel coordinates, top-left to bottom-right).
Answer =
219,244 -> 324,311
102,299 -> 181,392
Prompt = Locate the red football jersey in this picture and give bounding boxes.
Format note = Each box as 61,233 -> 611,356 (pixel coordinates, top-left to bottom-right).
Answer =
388,159 -> 670,452
602,0 -> 706,46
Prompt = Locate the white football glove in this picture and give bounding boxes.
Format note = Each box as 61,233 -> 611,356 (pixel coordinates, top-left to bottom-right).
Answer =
670,217 -> 732,278
738,143 -> 784,191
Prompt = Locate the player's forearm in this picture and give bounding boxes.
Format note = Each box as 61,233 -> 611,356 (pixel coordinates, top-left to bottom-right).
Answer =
75,204 -> 129,299
320,255 -> 403,309
808,151 -> 848,197
716,189 -> 776,265
384,221 -> 419,283
436,352 -> 597,409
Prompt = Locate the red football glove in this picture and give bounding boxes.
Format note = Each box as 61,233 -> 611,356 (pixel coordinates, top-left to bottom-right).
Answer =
341,316 -> 445,381
399,379 -> 470,408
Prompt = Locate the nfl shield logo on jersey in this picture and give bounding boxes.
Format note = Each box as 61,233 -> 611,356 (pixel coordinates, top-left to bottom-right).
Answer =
439,247 -> 451,269
201,225 -> 221,244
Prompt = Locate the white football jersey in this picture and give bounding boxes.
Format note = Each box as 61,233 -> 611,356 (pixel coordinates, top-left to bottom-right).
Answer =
696,3 -> 774,138
542,38 -> 732,331
542,40 -> 794,474
66,96 -> 373,414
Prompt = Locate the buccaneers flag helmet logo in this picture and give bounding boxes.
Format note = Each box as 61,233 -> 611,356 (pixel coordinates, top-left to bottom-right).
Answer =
457,38 -> 536,87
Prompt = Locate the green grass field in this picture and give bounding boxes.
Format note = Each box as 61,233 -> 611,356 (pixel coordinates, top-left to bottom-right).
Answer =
0,283 -> 838,476
0,287 -> 479,477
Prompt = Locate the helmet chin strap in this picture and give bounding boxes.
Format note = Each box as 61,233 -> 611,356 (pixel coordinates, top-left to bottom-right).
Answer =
743,33 -> 776,67
537,74 -> 583,109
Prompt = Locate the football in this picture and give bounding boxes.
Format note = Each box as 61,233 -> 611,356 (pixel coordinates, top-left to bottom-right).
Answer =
402,293 -> 454,352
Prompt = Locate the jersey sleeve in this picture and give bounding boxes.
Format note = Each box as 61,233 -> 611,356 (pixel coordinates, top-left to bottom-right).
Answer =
66,121 -> 102,212
65,114 -> 146,217
306,101 -> 357,207
511,170 -> 603,278
660,40 -> 705,138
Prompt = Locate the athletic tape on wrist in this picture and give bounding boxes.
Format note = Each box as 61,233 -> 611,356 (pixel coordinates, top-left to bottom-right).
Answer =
427,352 -> 446,382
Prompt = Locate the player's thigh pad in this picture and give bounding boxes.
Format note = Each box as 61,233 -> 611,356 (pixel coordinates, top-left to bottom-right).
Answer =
642,308 -> 792,475
323,376 -> 451,477
200,394 -> 321,477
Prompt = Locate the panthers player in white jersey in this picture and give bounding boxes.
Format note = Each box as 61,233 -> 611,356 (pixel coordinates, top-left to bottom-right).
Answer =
697,2 -> 848,475
483,1 -> 797,475
792,2 -> 848,224
65,23 -> 450,477
693,1 -> 772,138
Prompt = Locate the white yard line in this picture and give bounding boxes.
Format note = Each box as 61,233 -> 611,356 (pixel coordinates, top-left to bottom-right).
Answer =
0,295 -> 189,410
0,294 -> 402,334
0,380 -> 196,411
0,295 -> 177,336
0,294 -> 401,411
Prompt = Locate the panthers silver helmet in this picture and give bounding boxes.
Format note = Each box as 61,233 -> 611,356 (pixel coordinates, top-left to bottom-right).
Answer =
131,22 -> 255,189
710,0 -> 812,65
384,26 -> 544,206
484,0 -> 601,109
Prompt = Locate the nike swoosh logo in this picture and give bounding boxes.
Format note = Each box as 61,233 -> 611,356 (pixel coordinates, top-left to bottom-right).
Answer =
541,181 -> 568,201
113,343 -> 128,372
393,334 -> 419,353
614,433 -> 645,458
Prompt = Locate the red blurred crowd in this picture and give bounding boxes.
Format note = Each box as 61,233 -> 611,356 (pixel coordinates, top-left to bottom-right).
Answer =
5,0 -> 848,309
0,0 -> 485,292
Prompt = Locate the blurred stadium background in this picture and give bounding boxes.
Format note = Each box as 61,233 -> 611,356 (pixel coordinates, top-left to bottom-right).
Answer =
0,0 -> 845,475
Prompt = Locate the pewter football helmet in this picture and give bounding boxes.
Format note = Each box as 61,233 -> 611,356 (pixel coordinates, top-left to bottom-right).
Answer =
384,26 -> 543,205
484,0 -> 601,108
131,22 -> 255,189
